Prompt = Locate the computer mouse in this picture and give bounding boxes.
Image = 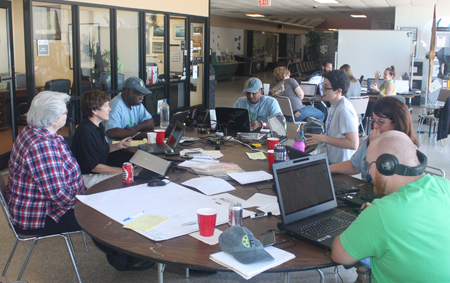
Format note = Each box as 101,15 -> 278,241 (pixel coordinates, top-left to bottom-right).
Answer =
147,179 -> 166,187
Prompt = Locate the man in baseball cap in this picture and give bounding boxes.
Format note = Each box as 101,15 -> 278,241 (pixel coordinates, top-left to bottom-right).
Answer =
219,226 -> 274,264
233,77 -> 282,130
106,76 -> 154,143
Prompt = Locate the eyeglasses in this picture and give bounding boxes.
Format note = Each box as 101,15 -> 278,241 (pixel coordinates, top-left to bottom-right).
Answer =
130,89 -> 145,98
321,85 -> 334,91
371,119 -> 392,126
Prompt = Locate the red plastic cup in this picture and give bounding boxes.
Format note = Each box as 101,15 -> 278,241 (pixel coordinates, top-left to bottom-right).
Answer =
267,137 -> 279,150
268,150 -> 275,169
155,129 -> 165,143
197,208 -> 217,237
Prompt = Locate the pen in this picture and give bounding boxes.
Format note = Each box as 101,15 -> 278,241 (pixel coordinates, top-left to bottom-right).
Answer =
250,212 -> 272,219
182,221 -> 198,226
123,211 -> 145,222
131,132 -> 141,139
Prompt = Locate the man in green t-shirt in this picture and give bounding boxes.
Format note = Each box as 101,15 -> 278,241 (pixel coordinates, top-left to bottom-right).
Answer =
331,131 -> 450,283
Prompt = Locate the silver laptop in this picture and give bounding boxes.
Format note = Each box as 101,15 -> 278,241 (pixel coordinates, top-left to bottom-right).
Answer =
272,154 -> 356,250
130,149 -> 172,177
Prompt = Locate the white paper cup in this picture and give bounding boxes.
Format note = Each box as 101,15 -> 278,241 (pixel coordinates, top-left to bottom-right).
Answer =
264,83 -> 270,95
147,132 -> 157,144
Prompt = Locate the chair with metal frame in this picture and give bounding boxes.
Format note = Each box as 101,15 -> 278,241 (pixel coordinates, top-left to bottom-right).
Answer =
274,95 -> 306,132
424,165 -> 445,178
348,96 -> 370,139
0,177 -> 88,283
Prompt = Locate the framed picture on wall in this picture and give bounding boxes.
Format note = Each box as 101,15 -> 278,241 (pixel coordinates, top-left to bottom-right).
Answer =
153,25 -> 164,37
193,27 -> 202,34
399,27 -> 418,41
173,25 -> 185,40
152,42 -> 164,53
33,5 -> 61,40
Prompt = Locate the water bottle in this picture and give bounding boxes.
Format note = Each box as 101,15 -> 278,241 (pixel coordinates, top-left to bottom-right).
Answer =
160,99 -> 170,129
293,130 -> 306,152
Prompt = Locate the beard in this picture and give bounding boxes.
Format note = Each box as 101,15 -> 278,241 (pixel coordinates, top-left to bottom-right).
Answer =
373,172 -> 387,198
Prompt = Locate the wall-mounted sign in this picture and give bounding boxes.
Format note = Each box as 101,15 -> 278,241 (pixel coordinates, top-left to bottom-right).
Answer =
37,40 -> 49,56
259,0 -> 271,6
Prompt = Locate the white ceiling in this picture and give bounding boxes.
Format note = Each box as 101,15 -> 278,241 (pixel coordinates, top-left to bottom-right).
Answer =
210,0 -> 448,29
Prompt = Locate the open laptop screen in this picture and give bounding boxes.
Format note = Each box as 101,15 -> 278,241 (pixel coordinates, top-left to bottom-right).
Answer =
215,107 -> 251,135
273,155 -> 336,225
268,113 -> 287,141
167,121 -> 185,148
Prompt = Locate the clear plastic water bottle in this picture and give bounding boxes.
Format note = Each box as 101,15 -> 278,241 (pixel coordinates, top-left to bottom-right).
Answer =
160,99 -> 170,129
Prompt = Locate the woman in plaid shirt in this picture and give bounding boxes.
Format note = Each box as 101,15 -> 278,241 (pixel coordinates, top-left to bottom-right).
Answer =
6,91 -> 86,234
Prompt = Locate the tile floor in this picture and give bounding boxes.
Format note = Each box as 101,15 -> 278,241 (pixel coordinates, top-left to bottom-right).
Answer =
0,71 -> 448,283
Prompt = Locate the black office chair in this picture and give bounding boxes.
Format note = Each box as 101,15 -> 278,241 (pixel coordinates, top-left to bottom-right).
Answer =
44,79 -> 75,135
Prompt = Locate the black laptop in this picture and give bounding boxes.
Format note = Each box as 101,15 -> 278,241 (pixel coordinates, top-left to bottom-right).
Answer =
272,154 -> 356,250
165,110 -> 190,138
139,121 -> 185,154
215,107 -> 251,136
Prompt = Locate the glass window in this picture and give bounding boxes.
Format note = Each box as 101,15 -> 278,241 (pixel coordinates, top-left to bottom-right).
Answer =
145,13 -> 165,86
79,6 -> 110,93
32,3 -> 72,92
169,16 -> 186,82
190,22 -> 204,106
117,10 -> 139,91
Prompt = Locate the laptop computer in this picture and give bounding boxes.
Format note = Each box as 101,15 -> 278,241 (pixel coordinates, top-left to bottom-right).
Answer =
300,83 -> 317,97
129,149 -> 172,178
165,110 -> 190,138
268,113 -> 288,143
215,107 -> 251,136
272,154 -> 356,250
139,121 -> 186,154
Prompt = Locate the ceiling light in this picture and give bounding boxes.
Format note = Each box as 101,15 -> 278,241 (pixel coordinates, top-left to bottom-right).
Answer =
246,14 -> 265,18
351,15 -> 367,18
313,0 -> 339,4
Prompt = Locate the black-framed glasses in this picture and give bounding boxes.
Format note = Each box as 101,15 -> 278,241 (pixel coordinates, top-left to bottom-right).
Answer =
321,85 -> 334,91
130,89 -> 145,98
371,119 -> 392,126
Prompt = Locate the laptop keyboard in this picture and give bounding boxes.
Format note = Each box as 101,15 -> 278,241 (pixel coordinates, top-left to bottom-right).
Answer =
295,211 -> 356,238
333,179 -> 360,195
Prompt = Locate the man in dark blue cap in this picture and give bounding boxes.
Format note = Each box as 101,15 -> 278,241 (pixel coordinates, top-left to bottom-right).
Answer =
106,76 -> 154,142
234,77 -> 282,130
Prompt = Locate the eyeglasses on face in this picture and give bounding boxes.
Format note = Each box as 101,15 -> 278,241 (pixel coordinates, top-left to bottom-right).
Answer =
321,85 -> 334,91
130,89 -> 145,98
371,119 -> 392,126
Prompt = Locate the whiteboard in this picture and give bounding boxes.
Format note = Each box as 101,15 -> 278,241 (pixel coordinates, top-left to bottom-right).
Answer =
337,30 -> 413,80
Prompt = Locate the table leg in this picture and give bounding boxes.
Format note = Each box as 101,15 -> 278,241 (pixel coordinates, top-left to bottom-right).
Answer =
317,268 -> 324,283
157,263 -> 165,283
282,272 -> 290,283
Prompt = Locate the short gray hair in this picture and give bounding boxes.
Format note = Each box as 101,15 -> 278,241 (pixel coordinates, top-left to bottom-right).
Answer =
27,91 -> 70,128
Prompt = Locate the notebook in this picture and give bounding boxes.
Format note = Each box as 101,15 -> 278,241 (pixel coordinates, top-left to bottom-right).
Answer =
139,121 -> 185,154
272,154 -> 356,250
165,110 -> 190,138
129,149 -> 172,178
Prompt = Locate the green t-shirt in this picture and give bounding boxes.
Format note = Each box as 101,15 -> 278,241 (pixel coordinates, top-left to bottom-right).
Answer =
340,174 -> 450,283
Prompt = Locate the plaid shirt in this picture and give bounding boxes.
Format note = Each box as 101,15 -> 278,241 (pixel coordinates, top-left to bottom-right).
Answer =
6,125 -> 86,230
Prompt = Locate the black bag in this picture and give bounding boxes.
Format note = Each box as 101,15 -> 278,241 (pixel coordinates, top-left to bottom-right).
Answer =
301,117 -> 324,134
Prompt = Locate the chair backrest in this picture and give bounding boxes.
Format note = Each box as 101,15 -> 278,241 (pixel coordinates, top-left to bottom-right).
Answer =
348,96 -> 369,116
44,79 -> 72,95
274,95 -> 295,118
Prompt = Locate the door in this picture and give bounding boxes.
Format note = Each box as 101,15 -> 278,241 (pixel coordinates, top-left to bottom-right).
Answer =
0,0 -> 16,169
189,17 -> 206,107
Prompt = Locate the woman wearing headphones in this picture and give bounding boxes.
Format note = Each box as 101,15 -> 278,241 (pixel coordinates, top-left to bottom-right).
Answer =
330,96 -> 419,181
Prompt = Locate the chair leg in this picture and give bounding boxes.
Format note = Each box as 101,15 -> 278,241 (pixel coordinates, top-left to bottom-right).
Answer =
67,234 -> 78,265
2,239 -> 19,280
17,239 -> 38,281
82,231 -> 89,252
63,235 -> 82,283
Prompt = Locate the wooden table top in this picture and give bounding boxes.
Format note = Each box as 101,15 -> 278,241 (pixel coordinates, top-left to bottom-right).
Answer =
74,136 -> 367,272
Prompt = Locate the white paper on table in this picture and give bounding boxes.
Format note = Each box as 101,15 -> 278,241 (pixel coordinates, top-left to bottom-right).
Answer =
257,202 -> 280,216
227,171 -> 272,185
242,193 -> 277,208
207,193 -> 253,219
189,229 -> 222,245
182,176 -> 235,196
178,160 -> 219,168
209,246 -> 295,280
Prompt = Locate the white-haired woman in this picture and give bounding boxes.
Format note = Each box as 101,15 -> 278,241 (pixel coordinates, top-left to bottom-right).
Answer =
6,91 -> 86,235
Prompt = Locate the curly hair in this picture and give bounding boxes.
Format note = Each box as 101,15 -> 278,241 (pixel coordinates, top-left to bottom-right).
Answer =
273,67 -> 291,82
80,90 -> 111,118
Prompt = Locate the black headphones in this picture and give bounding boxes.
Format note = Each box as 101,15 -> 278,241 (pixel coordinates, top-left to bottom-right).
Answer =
376,149 -> 428,176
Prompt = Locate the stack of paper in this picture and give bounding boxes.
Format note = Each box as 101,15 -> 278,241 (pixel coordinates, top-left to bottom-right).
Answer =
209,246 -> 295,280
227,171 -> 272,185
182,176 -> 235,195
243,193 -> 280,216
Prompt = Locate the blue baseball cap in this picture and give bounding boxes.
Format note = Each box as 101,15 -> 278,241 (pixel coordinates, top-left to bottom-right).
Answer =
243,78 -> 263,93
123,76 -> 152,95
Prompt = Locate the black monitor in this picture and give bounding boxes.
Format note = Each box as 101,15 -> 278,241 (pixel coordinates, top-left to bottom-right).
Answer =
366,78 -> 384,93
215,107 -> 250,136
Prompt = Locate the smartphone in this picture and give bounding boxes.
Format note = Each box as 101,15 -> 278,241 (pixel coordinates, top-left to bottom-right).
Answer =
260,231 -> 276,247
131,132 -> 141,139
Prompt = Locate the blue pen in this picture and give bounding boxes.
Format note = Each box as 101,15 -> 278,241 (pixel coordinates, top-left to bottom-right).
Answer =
124,211 -> 145,222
